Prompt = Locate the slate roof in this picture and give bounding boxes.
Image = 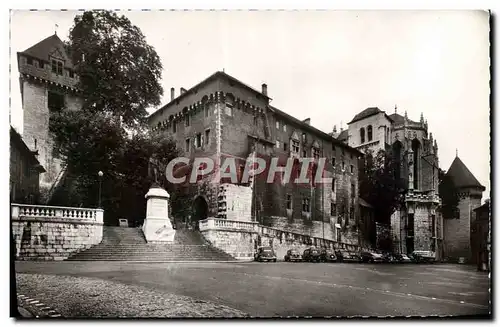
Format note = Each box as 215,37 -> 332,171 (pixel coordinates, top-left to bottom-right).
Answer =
446,156 -> 485,190
337,129 -> 349,142
388,113 -> 418,125
20,33 -> 73,69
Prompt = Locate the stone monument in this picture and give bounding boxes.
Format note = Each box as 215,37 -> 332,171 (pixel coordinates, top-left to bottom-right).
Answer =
142,184 -> 176,243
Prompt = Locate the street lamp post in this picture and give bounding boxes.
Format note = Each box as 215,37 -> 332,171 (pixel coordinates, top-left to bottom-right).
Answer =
98,171 -> 103,208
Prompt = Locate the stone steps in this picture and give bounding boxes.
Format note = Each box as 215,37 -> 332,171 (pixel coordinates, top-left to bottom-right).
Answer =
66,226 -> 234,262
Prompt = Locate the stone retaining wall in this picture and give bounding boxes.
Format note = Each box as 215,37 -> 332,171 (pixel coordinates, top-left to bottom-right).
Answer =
11,204 -> 104,261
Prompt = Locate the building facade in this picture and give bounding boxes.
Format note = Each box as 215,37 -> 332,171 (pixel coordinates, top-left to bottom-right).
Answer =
443,156 -> 486,262
339,107 -> 442,256
471,200 -> 490,271
149,71 -> 365,246
10,126 -> 46,204
16,33 -> 81,203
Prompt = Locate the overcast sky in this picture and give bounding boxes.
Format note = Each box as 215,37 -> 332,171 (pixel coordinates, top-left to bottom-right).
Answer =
10,10 -> 490,199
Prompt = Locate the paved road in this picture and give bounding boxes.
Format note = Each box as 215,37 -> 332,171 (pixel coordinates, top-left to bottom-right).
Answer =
15,261 -> 490,317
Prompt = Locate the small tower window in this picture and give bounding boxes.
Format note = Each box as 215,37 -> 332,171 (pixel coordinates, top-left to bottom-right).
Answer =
51,59 -> 63,75
367,125 -> 373,142
48,91 -> 65,112
360,127 -> 365,143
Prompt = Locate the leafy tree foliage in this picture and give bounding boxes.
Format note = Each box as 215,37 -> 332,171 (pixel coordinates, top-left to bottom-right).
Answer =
67,10 -> 163,129
49,10 -> 178,225
359,149 -> 407,225
438,169 -> 460,219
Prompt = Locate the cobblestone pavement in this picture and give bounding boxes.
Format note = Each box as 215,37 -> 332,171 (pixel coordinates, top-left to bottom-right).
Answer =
16,273 -> 248,318
16,261 -> 490,317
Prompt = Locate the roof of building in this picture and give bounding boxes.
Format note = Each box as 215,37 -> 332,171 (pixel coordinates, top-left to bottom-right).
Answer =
473,200 -> 490,213
270,106 -> 363,156
149,71 -> 270,119
446,156 -> 485,190
388,112 -> 420,125
337,129 -> 349,142
19,33 -> 73,69
348,107 -> 394,125
10,126 -> 45,173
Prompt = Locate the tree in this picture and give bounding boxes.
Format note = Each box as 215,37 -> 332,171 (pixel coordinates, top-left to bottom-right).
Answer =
438,169 -> 460,219
49,10 -> 179,225
359,149 -> 407,225
67,10 -> 163,129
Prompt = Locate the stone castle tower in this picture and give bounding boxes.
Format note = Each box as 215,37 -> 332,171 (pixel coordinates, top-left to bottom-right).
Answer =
17,33 -> 81,203
443,155 -> 485,261
342,107 -> 442,257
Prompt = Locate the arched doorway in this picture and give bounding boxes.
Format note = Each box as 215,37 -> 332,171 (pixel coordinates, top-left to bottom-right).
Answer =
192,196 -> 208,230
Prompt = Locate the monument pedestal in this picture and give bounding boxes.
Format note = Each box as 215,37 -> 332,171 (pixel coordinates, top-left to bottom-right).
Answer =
142,185 -> 176,243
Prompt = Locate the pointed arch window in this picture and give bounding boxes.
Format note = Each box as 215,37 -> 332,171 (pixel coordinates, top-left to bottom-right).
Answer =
360,127 -> 366,143
367,125 -> 373,142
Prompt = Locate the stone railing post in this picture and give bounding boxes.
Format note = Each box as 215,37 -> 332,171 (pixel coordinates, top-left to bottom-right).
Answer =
95,209 -> 104,243
11,204 -> 19,220
55,208 -> 63,218
207,218 -> 215,229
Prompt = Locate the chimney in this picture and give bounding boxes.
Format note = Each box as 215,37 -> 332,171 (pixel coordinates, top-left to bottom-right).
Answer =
261,83 -> 268,96
180,87 -> 187,95
303,118 -> 311,125
170,88 -> 175,101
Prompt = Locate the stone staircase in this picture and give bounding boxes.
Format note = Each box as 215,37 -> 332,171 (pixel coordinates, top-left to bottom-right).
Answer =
66,226 -> 235,262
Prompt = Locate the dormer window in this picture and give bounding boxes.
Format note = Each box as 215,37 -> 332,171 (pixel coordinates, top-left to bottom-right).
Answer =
51,59 -> 63,76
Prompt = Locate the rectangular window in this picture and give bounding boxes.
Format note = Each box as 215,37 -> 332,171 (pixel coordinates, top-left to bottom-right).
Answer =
332,157 -> 336,168
276,121 -> 280,129
185,138 -> 191,152
225,104 -> 233,116
172,121 -> 177,133
48,91 -> 65,112
27,57 -> 33,65
286,194 -> 292,210
332,178 -> 336,192
253,115 -> 258,125
407,214 -> 415,237
185,114 -> 190,127
205,129 -> 210,145
283,142 -> 288,152
349,205 -> 354,223
431,214 -> 436,237
302,198 -> 310,212
351,183 -> 355,198
350,165 -> 354,173
292,140 -> 300,154
302,133 -> 306,142
330,202 -> 336,216
51,59 -> 63,75
69,69 -> 74,78
302,149 -> 307,158
283,124 -> 287,132
195,133 -> 202,148
276,140 -> 280,149
342,161 -> 345,170
204,105 -> 210,118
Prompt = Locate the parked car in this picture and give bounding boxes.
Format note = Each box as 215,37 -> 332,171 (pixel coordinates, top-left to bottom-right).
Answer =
284,249 -> 302,262
303,247 -> 321,262
320,248 -> 337,262
410,251 -> 436,263
393,253 -> 413,263
335,250 -> 361,263
254,246 -> 277,262
360,251 -> 384,263
381,252 -> 397,263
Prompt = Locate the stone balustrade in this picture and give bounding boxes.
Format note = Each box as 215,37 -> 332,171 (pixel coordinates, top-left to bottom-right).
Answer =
199,218 -> 259,233
199,217 -> 367,260
11,203 -> 104,261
